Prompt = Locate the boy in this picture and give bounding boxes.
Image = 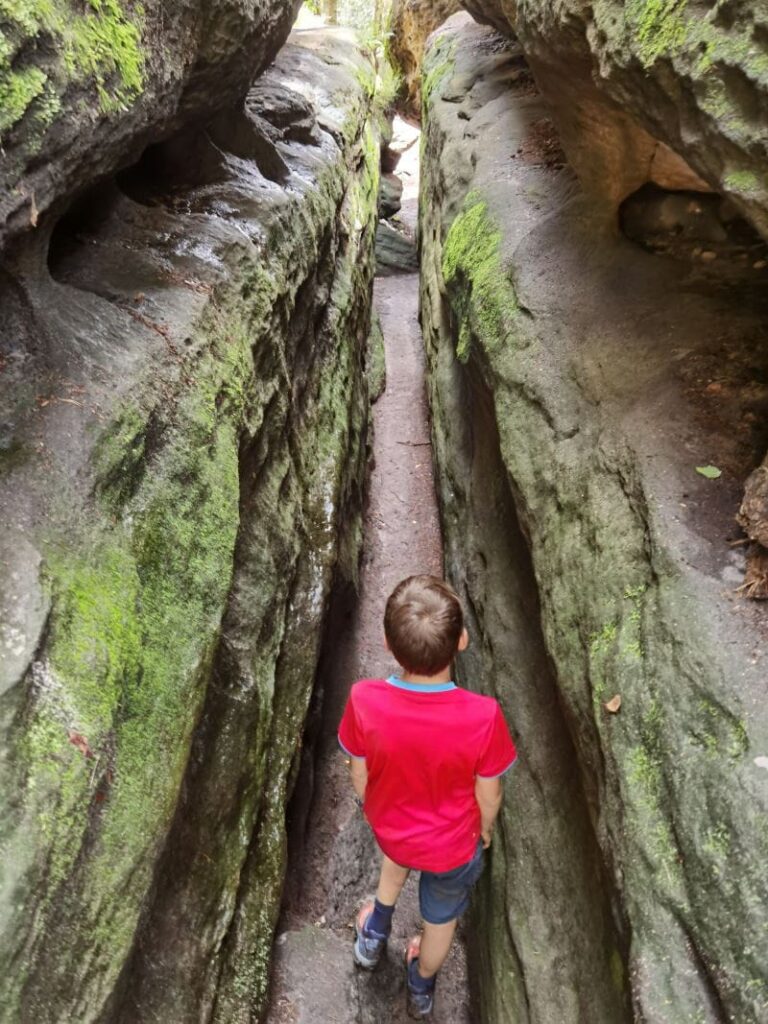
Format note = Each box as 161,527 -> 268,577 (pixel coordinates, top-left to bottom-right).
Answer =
338,575 -> 516,1019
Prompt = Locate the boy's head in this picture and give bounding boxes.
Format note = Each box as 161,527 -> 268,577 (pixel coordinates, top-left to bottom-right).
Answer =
384,575 -> 465,676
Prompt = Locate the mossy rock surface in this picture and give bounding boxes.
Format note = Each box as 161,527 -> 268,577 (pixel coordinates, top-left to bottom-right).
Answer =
421,18 -> 768,1024
0,27 -> 380,1023
0,0 -> 302,247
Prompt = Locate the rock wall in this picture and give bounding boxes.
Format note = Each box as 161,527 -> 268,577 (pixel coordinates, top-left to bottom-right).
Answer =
388,0 -> 462,115
457,0 -> 768,236
421,16 -> 768,1024
0,0 -> 302,248
0,28 -> 379,1024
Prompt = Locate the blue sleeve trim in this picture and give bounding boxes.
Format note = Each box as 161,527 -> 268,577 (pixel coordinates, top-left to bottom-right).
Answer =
477,756 -> 517,779
338,737 -> 366,760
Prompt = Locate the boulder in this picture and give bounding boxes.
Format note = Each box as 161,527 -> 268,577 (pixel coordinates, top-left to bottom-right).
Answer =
458,0 -> 768,237
375,219 -> 419,273
0,28 -> 379,1024
421,18 -> 768,1024
388,0 -> 462,115
0,0 -> 301,248
379,171 -> 403,218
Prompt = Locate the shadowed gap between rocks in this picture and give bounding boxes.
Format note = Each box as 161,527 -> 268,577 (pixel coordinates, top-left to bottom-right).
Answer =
445,347 -> 632,1022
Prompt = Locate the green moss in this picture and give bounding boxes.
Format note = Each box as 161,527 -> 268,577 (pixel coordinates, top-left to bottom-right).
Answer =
0,0 -> 144,136
627,0 -> 688,66
66,0 -> 145,112
702,822 -> 731,861
421,35 -> 456,108
0,63 -> 46,132
723,170 -> 762,195
442,192 -> 517,359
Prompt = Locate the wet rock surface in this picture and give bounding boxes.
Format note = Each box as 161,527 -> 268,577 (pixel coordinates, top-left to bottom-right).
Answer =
421,16 -> 768,1024
0,28 -> 379,1024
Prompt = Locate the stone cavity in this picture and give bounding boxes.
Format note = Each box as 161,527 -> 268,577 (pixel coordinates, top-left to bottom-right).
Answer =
0,0 -> 301,248
0,28 -> 379,1024
420,16 -> 768,1024
456,0 -> 768,238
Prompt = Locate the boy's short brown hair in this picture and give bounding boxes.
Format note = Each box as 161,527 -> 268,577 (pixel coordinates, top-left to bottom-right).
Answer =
384,575 -> 464,676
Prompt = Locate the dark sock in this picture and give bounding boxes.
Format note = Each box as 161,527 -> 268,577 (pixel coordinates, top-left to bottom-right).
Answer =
367,898 -> 395,936
408,958 -> 436,993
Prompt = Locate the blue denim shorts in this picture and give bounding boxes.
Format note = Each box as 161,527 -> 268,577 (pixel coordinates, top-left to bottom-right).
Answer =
419,841 -> 485,925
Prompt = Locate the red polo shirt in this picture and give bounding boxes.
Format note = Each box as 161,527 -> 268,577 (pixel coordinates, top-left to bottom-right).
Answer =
338,676 -> 516,872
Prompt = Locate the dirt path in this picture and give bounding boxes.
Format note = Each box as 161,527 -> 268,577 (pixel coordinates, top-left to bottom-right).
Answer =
265,132 -> 475,1024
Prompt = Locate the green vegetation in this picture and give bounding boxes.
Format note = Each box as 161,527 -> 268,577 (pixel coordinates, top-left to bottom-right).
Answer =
442,191 -> 516,362
0,0 -> 145,138
421,35 -> 455,106
627,0 -> 688,66
723,170 -> 762,195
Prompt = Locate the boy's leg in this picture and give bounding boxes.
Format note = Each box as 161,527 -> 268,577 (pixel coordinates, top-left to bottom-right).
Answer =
416,919 -> 457,978
377,854 -> 410,905
354,854 -> 410,969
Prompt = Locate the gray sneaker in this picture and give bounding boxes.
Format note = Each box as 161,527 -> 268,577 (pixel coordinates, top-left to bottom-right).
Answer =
353,901 -> 388,970
406,939 -> 435,1019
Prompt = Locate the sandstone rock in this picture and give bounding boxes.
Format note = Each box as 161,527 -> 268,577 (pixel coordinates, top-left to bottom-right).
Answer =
388,0 -> 462,115
0,28 -> 379,1024
0,0 -> 301,248
375,219 -> 419,273
379,172 -> 403,218
421,18 -> 768,1024
457,0 -> 768,237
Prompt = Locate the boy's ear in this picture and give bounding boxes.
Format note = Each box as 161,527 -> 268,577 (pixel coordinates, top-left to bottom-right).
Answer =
383,633 -> 390,653
458,628 -> 469,652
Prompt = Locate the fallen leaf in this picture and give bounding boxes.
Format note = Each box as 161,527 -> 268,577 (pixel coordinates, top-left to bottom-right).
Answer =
68,731 -> 94,759
604,694 -> 622,714
696,465 -> 722,479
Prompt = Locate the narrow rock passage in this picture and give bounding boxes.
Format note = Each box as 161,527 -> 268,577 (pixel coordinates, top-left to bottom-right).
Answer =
266,135 -> 475,1024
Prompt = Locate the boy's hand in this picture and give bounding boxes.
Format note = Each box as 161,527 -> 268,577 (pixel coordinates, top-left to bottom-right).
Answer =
475,775 -> 503,849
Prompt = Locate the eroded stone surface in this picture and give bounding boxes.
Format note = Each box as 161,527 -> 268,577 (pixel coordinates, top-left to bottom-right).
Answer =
0,0 -> 303,248
421,17 -> 768,1024
0,28 -> 379,1024
457,0 -> 768,236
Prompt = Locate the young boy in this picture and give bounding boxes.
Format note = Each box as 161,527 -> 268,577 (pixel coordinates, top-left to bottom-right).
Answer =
338,575 -> 516,1019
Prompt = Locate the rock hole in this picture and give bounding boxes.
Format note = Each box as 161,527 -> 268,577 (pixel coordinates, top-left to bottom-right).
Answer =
619,182 -> 768,272
47,181 -> 122,283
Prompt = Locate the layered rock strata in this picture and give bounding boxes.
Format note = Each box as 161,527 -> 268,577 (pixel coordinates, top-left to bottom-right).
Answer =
421,16 -> 768,1024
0,28 -> 379,1024
0,0 -> 302,248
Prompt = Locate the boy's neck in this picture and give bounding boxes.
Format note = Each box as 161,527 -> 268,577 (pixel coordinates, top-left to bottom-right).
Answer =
398,666 -> 453,685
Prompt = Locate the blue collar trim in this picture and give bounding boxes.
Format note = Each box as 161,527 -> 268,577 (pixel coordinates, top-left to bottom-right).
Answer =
386,675 -> 456,693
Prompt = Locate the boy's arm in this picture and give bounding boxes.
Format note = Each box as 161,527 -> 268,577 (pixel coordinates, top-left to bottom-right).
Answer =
348,756 -> 368,801
475,775 -> 503,848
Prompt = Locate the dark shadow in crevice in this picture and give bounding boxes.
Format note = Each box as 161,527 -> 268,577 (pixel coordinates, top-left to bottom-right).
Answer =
46,181 -> 123,282
445,340 -> 632,1022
